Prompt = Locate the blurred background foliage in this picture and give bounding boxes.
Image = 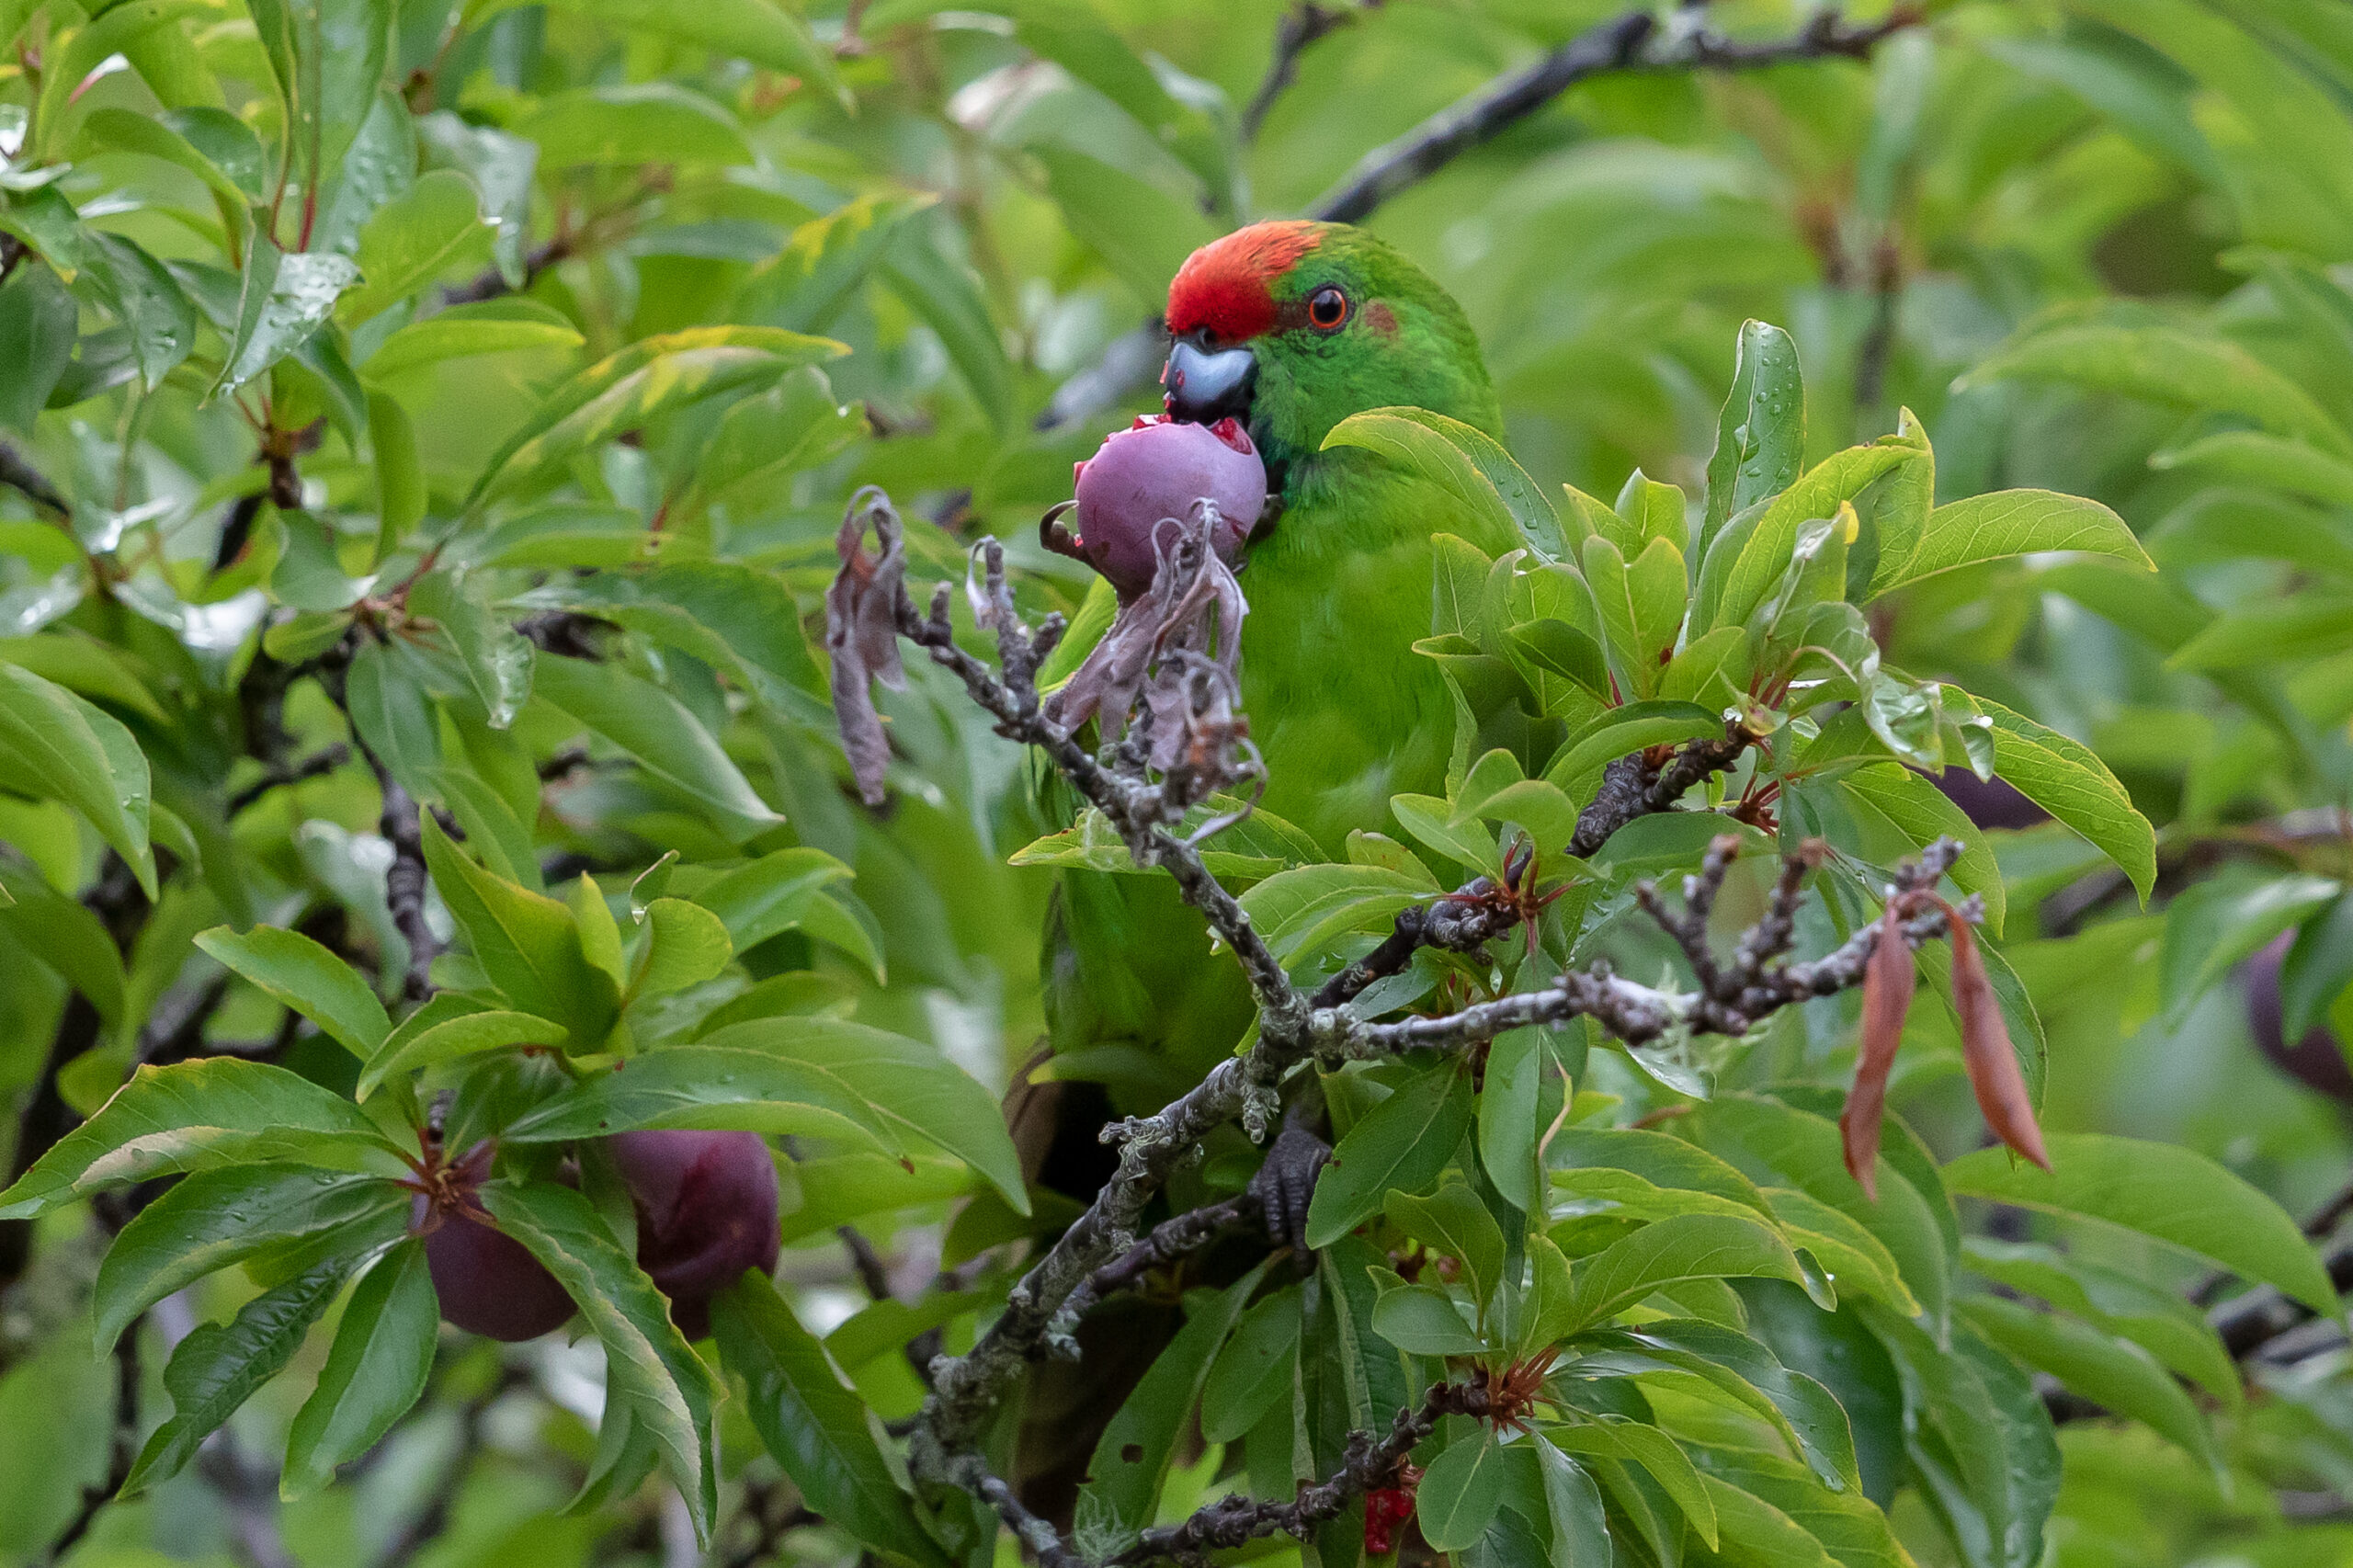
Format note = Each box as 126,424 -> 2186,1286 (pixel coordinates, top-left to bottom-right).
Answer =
8,0 -> 2353,1563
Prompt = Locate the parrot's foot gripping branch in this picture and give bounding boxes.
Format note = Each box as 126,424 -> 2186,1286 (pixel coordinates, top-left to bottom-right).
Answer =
824,488 -> 1987,1565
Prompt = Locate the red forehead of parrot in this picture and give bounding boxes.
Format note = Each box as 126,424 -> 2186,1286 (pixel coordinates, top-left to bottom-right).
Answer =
1165,221 -> 1324,344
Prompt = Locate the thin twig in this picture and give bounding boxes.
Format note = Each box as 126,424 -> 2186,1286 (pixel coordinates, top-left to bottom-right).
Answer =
1111,1381 -> 1490,1564
226,744 -> 351,816
1050,1194 -> 1256,1335
0,437 -> 72,517
1241,2 -> 1370,142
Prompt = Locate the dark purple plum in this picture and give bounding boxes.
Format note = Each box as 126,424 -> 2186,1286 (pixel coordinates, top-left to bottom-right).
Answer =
2246,931 -> 2353,1103
607,1130 -> 781,1340
1927,767 -> 2047,831
1071,415 -> 1267,597
414,1144 -> 576,1342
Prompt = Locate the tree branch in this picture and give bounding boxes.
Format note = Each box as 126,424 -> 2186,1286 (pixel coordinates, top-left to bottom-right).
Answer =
0,437 -> 72,517
1111,1380 -> 1490,1564
1241,2 -> 1373,142
1311,5 -> 1924,222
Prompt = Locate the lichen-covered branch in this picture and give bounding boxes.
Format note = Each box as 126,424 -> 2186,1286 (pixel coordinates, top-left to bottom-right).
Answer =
1110,1381 -> 1491,1565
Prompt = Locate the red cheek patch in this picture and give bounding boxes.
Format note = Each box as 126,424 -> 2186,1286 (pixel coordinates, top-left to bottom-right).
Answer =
1364,301 -> 1399,337
1166,220 -> 1324,342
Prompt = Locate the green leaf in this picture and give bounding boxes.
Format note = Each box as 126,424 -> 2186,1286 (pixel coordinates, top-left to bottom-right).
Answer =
530,655 -> 783,844
1955,690 -> 2155,902
1685,1096 -> 1953,1334
710,1273 -> 949,1567
1581,1320 -> 1861,1494
409,569 -> 533,730
482,1180 -> 722,1541
0,1058 -> 403,1221
1369,1280 -> 1487,1355
1961,322 -> 2353,456
685,368 -> 867,519
420,813 -> 620,1046
30,0 -> 213,162
2150,429 -> 2353,507
93,1167 -> 408,1349
1389,792 -> 1499,875
1959,1296 -> 2216,1471
1234,861 -> 1433,965
633,898 -> 732,1000
1200,1286 -> 1301,1443
738,193 -> 932,335
465,325 -> 846,509
194,925 -> 391,1060
1943,1133 -> 2339,1317
342,638 -> 441,795
2167,590 -> 2353,671
281,1240 -> 438,1499
540,0 -> 836,94
1690,1472 -> 1840,1568
1076,1264 -> 1268,1550
1385,1183 -> 1506,1311
356,1009 -> 567,1101
212,237 -> 360,399
1417,1431 -> 1509,1551
1836,763 -> 2006,937
1303,1061 -> 1475,1247
340,169 -> 493,323
1544,701 -> 1722,805
123,1259 -> 350,1494
1701,319 -> 1806,556
515,82 -> 754,169
690,846 -> 855,952
0,861 -> 126,1023
1532,1439 -> 1619,1567
1560,1215 -> 1809,1334
0,262 -> 76,433
1699,428 -> 1926,635
1961,1237 -> 2237,1408
1031,145 -> 1217,303
507,1020 -> 1028,1213
1863,1309 -> 2055,1568
81,233 -> 198,392
1687,1444 -> 1912,1568
0,664 -> 156,899
363,300 -> 585,379
1548,1419 -> 1719,1548
881,227 -> 1014,427
1322,406 -> 1564,560
1868,490 -> 2152,599
2156,871 -> 2339,1023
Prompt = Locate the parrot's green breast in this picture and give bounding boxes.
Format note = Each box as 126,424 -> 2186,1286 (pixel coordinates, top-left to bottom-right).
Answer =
1238,448 -> 1518,854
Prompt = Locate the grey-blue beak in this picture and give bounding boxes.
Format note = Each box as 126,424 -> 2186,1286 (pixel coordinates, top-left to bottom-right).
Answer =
1162,336 -> 1256,426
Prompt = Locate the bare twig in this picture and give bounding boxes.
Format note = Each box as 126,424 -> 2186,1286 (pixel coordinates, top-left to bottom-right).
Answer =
442,234 -> 574,306
1111,1381 -> 1490,1564
1312,5 -> 1925,222
45,1325 -> 141,1562
1241,3 -> 1371,142
226,743 -> 352,816
1050,1194 -> 1256,1334
0,437 -> 71,517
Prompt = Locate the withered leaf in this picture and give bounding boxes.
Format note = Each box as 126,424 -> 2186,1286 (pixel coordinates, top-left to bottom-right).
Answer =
1840,897 -> 1916,1200
825,487 -> 909,807
1951,915 -> 2051,1172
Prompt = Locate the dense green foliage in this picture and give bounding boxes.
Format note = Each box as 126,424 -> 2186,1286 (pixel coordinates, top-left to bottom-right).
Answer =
6,0 -> 2353,1566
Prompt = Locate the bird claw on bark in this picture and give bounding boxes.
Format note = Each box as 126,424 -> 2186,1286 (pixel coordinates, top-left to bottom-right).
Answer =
1248,1118 -> 1331,1253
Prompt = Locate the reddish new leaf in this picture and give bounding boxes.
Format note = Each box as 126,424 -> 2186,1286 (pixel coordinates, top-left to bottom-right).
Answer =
1840,898 -> 1916,1200
1950,915 -> 2051,1171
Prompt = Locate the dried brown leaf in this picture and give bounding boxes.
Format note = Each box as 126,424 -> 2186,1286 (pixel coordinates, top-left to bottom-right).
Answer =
825,487 -> 909,807
1951,914 -> 2051,1171
1840,897 -> 1916,1200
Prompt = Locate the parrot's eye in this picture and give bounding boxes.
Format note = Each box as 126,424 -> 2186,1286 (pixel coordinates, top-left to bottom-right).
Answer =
1306,286 -> 1349,331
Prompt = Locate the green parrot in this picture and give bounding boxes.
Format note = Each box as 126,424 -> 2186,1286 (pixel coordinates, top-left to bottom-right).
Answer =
1042,218 -> 1520,1101
1017,220 -> 1522,1525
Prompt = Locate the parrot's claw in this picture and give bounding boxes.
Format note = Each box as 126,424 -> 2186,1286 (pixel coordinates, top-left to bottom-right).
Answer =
1248,1121 -> 1331,1253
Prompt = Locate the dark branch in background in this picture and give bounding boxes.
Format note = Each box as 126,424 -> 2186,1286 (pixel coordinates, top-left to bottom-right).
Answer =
0,855 -> 148,1288
227,744 -> 351,817
1312,4 -> 1920,222
46,1326 -> 141,1563
0,437 -> 72,517
321,649 -> 440,1001
1111,1381 -> 1490,1564
1240,2 -> 1374,142
443,234 -> 574,306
